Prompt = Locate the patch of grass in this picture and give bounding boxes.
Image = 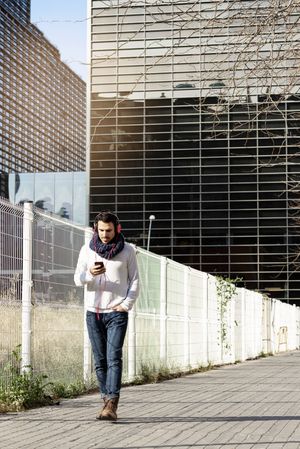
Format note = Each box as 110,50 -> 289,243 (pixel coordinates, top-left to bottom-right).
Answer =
126,362 -> 214,386
0,345 -> 100,412
0,346 -> 55,412
51,379 -> 97,399
258,351 -> 274,358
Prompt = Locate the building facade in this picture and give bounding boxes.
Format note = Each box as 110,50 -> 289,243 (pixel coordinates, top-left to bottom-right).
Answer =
88,0 -> 300,304
0,0 -> 86,185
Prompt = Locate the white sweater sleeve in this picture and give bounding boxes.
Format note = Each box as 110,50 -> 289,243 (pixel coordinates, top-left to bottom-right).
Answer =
74,245 -> 94,286
122,246 -> 140,311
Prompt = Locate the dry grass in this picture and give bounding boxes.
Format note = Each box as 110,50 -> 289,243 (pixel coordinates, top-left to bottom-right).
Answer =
0,302 -> 84,385
0,301 -> 22,368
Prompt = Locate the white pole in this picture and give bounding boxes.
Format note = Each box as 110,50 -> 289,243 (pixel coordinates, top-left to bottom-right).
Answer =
202,273 -> 209,367
21,201 -> 33,373
160,256 -> 167,362
270,298 -> 276,355
240,288 -> 246,361
183,266 -> 190,368
127,308 -> 136,381
230,290 -> 236,364
83,227 -> 93,383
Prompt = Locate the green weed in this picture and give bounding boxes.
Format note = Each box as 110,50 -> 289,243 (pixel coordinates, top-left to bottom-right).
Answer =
0,345 -> 54,412
127,361 -> 214,386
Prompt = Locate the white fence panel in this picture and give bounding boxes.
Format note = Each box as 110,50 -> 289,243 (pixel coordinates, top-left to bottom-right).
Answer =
262,296 -> 272,354
252,291 -> 263,356
1,198 -> 300,388
284,304 -> 297,351
166,261 -> 186,368
272,300 -> 300,353
222,283 -> 236,365
189,270 -> 208,368
243,290 -> 263,359
207,274 -> 222,365
134,250 -> 161,376
234,288 -> 246,362
30,210 -> 86,383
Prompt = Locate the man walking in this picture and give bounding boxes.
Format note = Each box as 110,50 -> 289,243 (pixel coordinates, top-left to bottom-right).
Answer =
74,211 -> 139,421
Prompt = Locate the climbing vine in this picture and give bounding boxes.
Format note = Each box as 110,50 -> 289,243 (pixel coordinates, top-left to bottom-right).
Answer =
216,276 -> 241,352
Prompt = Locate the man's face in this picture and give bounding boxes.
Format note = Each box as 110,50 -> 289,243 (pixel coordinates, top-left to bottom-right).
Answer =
97,221 -> 115,244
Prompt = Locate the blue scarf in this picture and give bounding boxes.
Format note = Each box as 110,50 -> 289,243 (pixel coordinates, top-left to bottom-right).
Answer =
89,231 -> 125,260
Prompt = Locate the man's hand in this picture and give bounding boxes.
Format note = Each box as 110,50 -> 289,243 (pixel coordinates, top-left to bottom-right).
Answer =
90,264 -> 106,276
112,304 -> 127,312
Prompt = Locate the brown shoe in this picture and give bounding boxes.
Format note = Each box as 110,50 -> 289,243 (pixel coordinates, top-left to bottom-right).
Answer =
96,397 -> 108,420
100,397 -> 119,421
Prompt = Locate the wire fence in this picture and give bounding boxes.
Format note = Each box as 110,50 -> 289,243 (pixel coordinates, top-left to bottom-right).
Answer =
1,197 -> 300,387
0,200 -> 23,385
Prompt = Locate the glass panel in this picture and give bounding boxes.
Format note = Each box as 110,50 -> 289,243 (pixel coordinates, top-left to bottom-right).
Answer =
73,172 -> 87,225
54,173 -> 73,220
34,173 -> 55,213
10,173 -> 34,205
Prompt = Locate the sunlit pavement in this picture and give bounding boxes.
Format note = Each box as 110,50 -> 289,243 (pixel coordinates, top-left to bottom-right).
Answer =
1,351 -> 300,449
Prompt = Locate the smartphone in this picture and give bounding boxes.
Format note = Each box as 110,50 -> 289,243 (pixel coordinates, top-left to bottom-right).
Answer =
95,261 -> 104,268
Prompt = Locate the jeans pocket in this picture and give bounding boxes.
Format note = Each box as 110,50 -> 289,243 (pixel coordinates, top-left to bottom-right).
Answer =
86,310 -> 96,325
111,311 -> 128,325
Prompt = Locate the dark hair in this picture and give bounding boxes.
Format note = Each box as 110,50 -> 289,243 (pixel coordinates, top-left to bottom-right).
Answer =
94,210 -> 120,233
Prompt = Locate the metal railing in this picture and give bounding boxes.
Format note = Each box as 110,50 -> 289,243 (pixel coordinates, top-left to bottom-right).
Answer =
1,198 -> 300,386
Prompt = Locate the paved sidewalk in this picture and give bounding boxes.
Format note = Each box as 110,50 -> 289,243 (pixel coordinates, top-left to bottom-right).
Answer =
1,351 -> 300,449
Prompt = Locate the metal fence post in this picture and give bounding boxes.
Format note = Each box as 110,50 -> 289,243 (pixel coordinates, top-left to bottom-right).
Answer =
262,293 -> 270,355
270,298 -> 276,354
21,201 -> 33,372
240,288 -> 246,361
202,272 -> 209,366
183,266 -> 190,368
83,227 -> 93,384
230,291 -> 236,364
128,307 -> 136,381
160,257 -> 167,363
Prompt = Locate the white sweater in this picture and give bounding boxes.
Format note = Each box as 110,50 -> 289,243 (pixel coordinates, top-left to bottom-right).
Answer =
74,242 -> 139,313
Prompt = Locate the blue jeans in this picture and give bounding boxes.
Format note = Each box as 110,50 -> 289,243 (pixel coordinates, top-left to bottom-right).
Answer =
86,310 -> 128,399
